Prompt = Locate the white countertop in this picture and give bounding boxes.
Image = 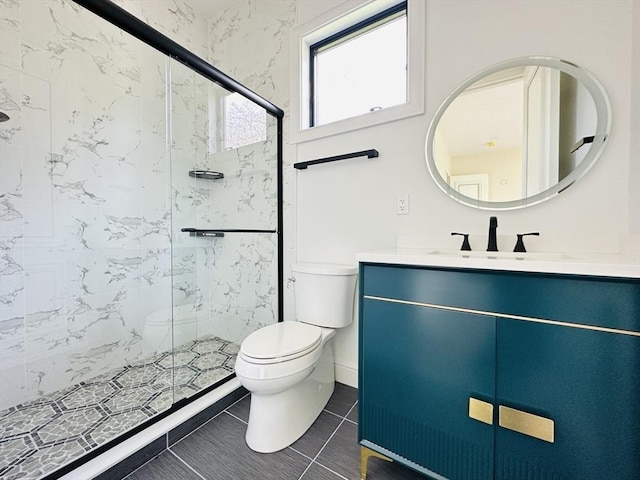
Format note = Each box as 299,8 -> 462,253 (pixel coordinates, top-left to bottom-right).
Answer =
356,249 -> 640,279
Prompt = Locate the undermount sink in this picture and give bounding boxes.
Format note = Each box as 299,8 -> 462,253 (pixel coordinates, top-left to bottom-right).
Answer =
426,250 -> 583,262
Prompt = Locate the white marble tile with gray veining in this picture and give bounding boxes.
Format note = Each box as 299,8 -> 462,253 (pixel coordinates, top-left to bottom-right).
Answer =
1,6 -> 280,480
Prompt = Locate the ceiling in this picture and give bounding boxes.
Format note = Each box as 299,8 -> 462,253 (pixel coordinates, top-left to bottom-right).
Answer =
438,79 -> 524,157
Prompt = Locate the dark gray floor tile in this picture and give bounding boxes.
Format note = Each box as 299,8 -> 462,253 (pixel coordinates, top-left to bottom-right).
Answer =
366,456 -> 429,480
300,462 -> 346,480
315,421 -> 429,480
225,394 -> 250,423
171,412 -> 309,480
290,411 -> 342,458
324,383 -> 357,417
346,402 -> 358,424
169,387 -> 248,445
95,436 -> 166,480
315,421 -> 360,479
126,450 -> 202,480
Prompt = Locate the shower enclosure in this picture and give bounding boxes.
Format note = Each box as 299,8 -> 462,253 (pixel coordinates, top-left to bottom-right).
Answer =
0,1 -> 282,478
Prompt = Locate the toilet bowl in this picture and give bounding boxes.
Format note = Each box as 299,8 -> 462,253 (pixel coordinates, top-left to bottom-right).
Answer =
143,303 -> 207,355
234,263 -> 357,453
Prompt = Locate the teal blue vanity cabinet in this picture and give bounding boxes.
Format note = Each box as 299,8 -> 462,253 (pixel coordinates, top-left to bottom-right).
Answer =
495,318 -> 640,479
358,263 -> 640,480
361,299 -> 495,479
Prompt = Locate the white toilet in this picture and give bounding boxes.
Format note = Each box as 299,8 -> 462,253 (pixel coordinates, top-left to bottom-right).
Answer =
234,263 -> 358,453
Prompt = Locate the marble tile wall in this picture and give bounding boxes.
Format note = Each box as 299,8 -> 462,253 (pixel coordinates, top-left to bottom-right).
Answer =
205,0 -> 297,322
167,58 -> 279,356
0,0 -> 279,412
0,0 -> 176,411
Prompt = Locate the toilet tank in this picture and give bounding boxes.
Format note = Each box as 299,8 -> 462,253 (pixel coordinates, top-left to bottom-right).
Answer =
291,263 -> 358,328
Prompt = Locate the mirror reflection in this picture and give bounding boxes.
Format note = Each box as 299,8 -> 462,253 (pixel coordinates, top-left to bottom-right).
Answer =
426,57 -> 611,209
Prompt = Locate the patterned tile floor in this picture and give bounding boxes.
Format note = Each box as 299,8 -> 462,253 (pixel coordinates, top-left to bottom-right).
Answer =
0,336 -> 238,480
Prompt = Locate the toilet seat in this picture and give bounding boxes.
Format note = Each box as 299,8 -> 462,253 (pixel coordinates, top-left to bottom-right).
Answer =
240,322 -> 322,365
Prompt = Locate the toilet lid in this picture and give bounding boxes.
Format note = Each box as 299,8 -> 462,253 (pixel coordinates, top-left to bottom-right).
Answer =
241,322 -> 322,361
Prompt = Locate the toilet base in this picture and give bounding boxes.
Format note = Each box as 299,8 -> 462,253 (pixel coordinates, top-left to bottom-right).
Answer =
245,342 -> 335,453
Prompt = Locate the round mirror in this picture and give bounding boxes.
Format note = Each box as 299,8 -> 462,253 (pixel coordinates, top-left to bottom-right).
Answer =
425,56 -> 611,209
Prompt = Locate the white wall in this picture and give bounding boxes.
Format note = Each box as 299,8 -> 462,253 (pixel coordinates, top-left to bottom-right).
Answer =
451,148 -> 522,202
630,0 -> 640,238
202,0 -> 639,386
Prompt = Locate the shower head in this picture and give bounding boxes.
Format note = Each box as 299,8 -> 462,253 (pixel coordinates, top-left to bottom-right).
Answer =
0,111 -> 9,122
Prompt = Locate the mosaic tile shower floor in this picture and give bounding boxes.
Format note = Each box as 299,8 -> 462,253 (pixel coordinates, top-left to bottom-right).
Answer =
0,336 -> 239,480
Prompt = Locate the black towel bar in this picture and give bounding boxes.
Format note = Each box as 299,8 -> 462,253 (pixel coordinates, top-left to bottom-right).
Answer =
293,149 -> 378,170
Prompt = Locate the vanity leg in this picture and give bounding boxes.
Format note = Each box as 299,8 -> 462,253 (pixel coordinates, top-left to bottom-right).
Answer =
360,446 -> 392,479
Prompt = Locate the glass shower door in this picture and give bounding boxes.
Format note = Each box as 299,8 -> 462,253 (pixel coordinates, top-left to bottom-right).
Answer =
0,1 -> 176,477
168,59 -> 279,402
0,1 -> 282,478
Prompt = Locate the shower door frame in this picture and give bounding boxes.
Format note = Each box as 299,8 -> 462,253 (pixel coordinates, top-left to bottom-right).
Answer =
45,1 -> 284,477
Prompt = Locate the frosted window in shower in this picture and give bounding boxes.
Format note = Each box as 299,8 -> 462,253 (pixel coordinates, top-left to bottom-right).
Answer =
223,92 -> 267,150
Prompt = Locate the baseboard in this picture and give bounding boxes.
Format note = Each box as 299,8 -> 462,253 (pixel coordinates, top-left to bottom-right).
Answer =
335,363 -> 358,388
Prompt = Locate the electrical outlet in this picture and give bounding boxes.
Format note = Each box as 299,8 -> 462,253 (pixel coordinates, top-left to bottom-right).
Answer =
397,193 -> 409,215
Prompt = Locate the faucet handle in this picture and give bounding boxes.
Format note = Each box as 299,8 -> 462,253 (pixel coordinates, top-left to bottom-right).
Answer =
513,232 -> 540,253
451,232 -> 472,251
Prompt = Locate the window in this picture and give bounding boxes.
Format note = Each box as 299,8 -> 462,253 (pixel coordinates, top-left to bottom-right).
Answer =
291,0 -> 424,143
310,1 -> 407,127
223,93 -> 267,150
208,88 -> 267,154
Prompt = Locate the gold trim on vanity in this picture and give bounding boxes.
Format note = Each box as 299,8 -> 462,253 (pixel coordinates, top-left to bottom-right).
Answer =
360,446 -> 392,480
364,295 -> 640,338
499,405 -> 555,443
469,397 -> 494,425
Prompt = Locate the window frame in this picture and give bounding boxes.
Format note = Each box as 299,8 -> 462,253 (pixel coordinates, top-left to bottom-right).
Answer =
290,0 -> 425,144
308,1 -> 407,128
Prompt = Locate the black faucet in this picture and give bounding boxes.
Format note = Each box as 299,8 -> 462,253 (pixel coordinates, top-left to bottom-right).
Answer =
487,216 -> 498,252
514,232 -> 540,252
451,232 -> 472,251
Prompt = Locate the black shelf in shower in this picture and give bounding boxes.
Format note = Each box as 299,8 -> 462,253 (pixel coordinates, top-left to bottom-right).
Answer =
181,228 -> 225,237
181,228 -> 277,237
189,170 -> 224,180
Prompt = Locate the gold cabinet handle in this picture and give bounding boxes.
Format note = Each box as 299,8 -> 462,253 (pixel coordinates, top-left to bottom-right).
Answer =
469,397 -> 494,425
499,405 -> 554,443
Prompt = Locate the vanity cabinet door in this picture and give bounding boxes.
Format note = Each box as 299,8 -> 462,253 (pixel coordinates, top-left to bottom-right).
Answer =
360,298 -> 495,480
495,318 -> 640,480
